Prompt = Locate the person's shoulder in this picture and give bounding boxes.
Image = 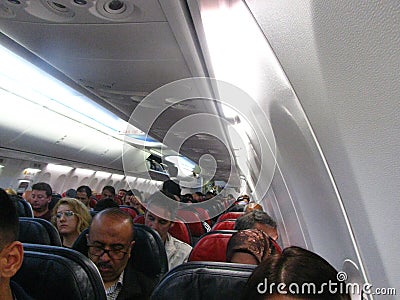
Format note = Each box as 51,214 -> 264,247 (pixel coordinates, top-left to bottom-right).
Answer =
170,235 -> 192,251
10,280 -> 35,300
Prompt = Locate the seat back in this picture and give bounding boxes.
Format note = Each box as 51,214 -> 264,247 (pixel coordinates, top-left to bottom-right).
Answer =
73,224 -> 168,280
168,219 -> 192,245
119,205 -> 138,219
176,210 -> 205,237
133,214 -> 145,224
150,261 -> 255,300
188,230 -> 237,262
134,215 -> 192,245
211,219 -> 236,231
18,217 -> 62,246
193,207 -> 211,225
13,244 -> 106,300
216,211 -> 245,222
10,195 -> 33,217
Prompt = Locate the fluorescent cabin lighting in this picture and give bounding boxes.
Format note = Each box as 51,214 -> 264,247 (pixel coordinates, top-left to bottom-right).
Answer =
46,164 -> 73,173
96,171 -> 111,178
74,168 -> 95,176
0,44 -> 129,138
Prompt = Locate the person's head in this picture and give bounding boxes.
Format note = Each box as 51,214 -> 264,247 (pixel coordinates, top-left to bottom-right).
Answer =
87,208 -> 135,286
124,190 -> 143,213
192,192 -> 203,202
205,191 -> 215,200
0,188 -> 24,294
94,198 -> 119,211
76,185 -> 92,207
242,246 -> 351,300
236,195 -> 250,205
162,179 -> 181,201
144,191 -> 177,242
244,202 -> 264,213
226,229 -> 273,265
235,211 -> 278,241
29,182 -> 52,214
65,188 -> 77,198
51,197 -> 91,237
101,186 -> 115,200
117,189 -> 128,202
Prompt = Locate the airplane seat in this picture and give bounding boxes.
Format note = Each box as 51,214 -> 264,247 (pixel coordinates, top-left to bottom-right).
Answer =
10,195 -> 34,217
134,214 -> 192,245
133,214 -> 145,224
226,204 -> 245,213
72,224 -> 168,281
168,219 -> 192,245
193,207 -> 212,225
211,219 -> 236,231
13,244 -> 106,300
176,210 -> 205,237
18,217 -> 62,246
119,205 -> 138,219
150,261 -> 255,300
188,230 -> 237,262
216,211 -> 245,223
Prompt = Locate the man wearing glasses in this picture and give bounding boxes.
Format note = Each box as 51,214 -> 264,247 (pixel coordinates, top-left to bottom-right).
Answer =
86,208 -> 155,300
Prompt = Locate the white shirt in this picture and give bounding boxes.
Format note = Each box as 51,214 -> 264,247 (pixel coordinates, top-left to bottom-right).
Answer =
105,271 -> 124,300
164,233 -> 192,270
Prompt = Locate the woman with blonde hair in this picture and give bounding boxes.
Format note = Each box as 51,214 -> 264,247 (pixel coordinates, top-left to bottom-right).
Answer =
51,197 -> 91,248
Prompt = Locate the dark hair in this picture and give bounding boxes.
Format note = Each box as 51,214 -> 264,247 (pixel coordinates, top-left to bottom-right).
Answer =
89,208 -> 134,241
32,182 -> 52,197
235,211 -> 277,230
242,246 -> 350,300
94,198 -> 119,211
0,188 -> 19,250
162,179 -> 181,197
102,185 -> 115,196
77,185 -> 92,198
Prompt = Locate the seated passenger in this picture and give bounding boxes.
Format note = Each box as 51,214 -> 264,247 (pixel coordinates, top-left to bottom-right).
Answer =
244,202 -> 264,213
28,182 -> 53,221
144,192 -> 192,270
0,188 -> 33,300
226,229 -> 273,265
100,186 -> 116,202
235,210 -> 279,241
241,246 -> 351,299
124,190 -> 145,215
87,208 -> 156,299
51,198 -> 91,248
76,185 -> 96,209
94,198 -> 119,212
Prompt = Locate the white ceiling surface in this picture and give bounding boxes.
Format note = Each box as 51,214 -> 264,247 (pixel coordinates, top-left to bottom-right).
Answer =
0,0 -> 236,182
246,0 -> 400,292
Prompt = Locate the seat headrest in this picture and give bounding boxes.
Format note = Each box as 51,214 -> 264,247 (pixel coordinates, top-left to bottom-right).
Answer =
189,230 -> 237,262
18,217 -> 62,246
10,195 -> 33,217
217,212 -> 245,222
73,224 -> 168,280
150,261 -> 255,300
211,220 -> 236,231
13,244 -> 106,300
